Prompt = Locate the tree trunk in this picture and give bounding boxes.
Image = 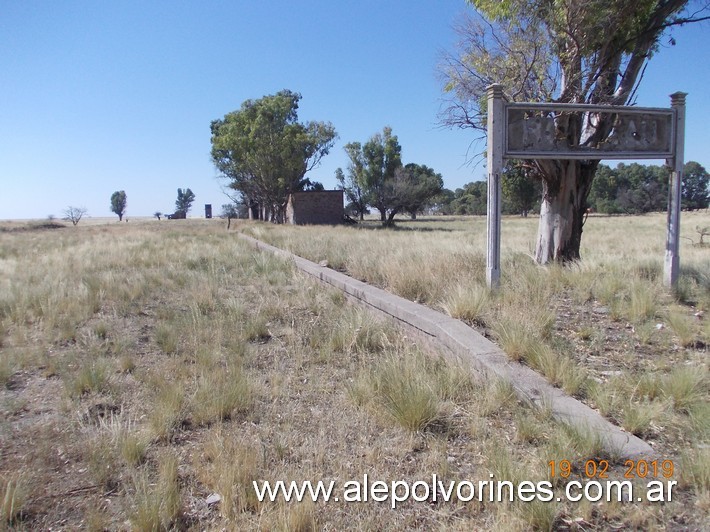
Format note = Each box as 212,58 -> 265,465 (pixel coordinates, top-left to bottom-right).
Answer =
248,202 -> 259,220
384,208 -> 401,227
534,161 -> 597,264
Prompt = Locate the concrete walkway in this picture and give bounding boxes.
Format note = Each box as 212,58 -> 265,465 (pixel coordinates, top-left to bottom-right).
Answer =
239,233 -> 655,460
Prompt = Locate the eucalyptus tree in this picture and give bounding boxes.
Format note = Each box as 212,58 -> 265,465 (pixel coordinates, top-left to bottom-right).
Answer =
210,90 -> 337,223
441,0 -> 709,262
341,127 -> 403,223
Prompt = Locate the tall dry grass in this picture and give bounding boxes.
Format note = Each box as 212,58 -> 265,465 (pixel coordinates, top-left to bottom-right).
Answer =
0,215 -> 707,529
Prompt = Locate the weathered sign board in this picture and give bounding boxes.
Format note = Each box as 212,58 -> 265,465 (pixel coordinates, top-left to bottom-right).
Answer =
505,104 -> 675,159
485,85 -> 686,289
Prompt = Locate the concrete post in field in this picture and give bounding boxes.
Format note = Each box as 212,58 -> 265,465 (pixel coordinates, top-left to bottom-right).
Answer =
486,84 -> 505,289
664,92 -> 686,289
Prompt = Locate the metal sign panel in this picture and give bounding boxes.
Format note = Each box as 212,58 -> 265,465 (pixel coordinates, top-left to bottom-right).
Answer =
504,103 -> 675,160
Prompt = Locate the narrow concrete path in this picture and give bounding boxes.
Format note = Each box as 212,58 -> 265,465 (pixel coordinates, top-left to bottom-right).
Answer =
239,233 -> 655,460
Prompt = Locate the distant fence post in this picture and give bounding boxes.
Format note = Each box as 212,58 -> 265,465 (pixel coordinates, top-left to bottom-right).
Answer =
664,92 -> 686,289
486,84 -> 505,289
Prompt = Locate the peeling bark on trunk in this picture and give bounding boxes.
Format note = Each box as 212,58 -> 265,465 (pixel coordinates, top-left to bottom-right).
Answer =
534,160 -> 597,264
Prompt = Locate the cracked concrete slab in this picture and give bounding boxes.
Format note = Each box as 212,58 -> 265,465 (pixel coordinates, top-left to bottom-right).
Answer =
238,233 -> 655,459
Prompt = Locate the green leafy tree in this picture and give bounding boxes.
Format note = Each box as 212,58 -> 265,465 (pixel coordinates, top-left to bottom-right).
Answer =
210,90 -> 337,223
587,164 -> 622,214
614,163 -> 668,214
302,179 -> 325,191
110,190 -> 127,221
451,182 -> 487,215
441,0 -> 708,262
343,127 -> 403,224
682,161 -> 710,210
430,188 -> 456,214
396,163 -> 444,220
501,162 -> 541,217
175,188 -> 195,217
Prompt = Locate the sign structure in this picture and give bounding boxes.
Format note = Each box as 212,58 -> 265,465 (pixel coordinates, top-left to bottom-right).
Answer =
485,85 -> 686,289
505,104 -> 675,160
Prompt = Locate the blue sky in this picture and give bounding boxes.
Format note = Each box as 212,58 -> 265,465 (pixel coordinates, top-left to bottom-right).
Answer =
1,1 -> 708,220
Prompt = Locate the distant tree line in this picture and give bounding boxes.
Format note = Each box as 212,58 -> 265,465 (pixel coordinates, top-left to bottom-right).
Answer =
431,161 -> 708,217
587,161 -> 709,214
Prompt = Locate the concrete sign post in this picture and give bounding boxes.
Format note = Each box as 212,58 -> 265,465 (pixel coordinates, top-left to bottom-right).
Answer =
664,92 -> 687,288
486,84 -> 505,289
485,87 -> 685,290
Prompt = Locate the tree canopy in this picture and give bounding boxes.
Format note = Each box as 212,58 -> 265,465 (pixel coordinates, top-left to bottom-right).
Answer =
441,0 -> 709,262
502,162 -> 542,217
587,161 -> 709,213
175,188 -> 195,217
338,127 -> 443,225
210,90 -> 337,223
682,161 -> 710,210
110,190 -> 127,221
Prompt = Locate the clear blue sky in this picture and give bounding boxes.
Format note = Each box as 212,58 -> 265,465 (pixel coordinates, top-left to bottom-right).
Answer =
1,1 -> 708,220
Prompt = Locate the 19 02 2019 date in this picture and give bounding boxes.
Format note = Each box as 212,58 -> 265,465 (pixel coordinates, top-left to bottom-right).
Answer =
548,459 -> 674,479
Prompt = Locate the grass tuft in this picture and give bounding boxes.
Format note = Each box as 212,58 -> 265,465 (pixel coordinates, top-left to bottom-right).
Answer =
130,452 -> 182,531
663,366 -> 706,413
65,359 -> 111,398
0,474 -> 29,524
440,283 -> 490,325
190,366 -> 252,426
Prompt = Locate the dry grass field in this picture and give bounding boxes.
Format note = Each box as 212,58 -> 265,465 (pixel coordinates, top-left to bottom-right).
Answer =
0,214 -> 708,530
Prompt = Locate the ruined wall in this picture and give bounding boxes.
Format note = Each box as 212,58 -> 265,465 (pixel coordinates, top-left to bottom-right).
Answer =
286,190 -> 344,225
